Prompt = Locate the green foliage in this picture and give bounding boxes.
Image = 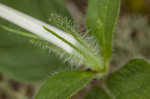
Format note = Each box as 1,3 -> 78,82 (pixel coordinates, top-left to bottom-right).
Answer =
1,0 -> 150,99
43,25 -> 104,72
1,25 -> 40,39
85,87 -> 111,99
35,0 -> 122,98
35,71 -> 94,99
86,0 -> 120,62
107,59 -> 150,99
0,0 -> 71,82
0,25 -> 68,82
86,59 -> 150,99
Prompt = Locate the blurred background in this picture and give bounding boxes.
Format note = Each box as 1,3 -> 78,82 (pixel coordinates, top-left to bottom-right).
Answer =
0,0 -> 150,99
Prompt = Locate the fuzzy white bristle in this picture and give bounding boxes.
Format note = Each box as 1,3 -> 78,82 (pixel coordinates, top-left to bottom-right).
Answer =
0,3 -> 77,54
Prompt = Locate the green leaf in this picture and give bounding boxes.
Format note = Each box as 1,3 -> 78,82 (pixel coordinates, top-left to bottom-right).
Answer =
85,59 -> 150,99
0,0 -> 71,82
35,71 -> 95,99
85,86 -> 111,99
107,59 -> 150,99
86,0 -> 120,61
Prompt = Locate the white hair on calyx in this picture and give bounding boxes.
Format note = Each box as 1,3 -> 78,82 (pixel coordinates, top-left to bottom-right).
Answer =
0,3 -> 77,54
